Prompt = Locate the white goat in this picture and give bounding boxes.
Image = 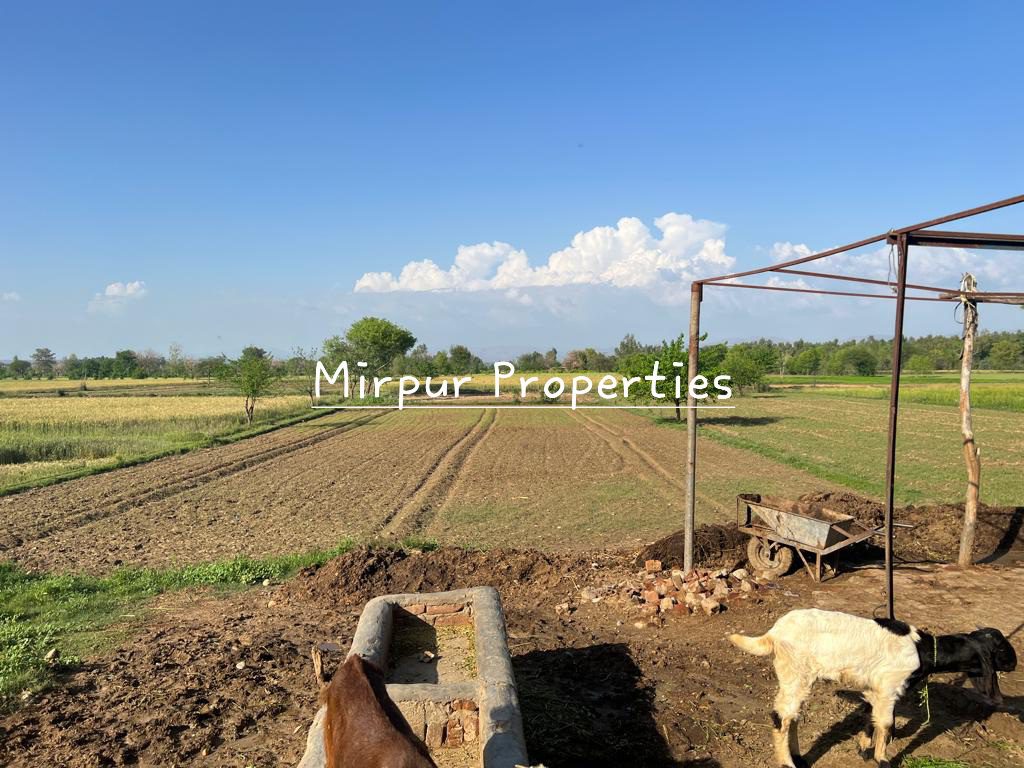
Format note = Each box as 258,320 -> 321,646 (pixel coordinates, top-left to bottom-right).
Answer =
729,608 -> 1016,768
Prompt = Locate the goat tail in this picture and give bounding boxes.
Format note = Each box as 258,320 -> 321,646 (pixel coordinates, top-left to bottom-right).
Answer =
728,632 -> 774,656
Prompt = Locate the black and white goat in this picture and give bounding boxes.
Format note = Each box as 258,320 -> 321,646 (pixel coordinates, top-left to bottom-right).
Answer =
729,608 -> 1016,767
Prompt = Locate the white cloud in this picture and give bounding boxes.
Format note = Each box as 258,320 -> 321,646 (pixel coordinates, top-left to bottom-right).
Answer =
771,241 -> 814,263
775,242 -> 1017,291
1,291 -> 20,303
354,213 -> 735,301
88,280 -> 147,314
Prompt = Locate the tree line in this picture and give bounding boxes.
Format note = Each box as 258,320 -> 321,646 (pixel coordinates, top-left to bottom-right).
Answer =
4,324 -> 1023,384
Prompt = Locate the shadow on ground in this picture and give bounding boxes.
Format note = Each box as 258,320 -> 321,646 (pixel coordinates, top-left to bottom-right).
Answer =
797,683 -> 1019,766
514,643 -> 720,767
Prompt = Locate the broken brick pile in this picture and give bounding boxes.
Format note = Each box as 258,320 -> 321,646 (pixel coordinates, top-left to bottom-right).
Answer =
575,559 -> 767,620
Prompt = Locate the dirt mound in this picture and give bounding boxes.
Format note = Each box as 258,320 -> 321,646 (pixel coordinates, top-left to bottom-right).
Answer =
284,545 -> 607,609
634,523 -> 747,570
797,490 -> 885,527
797,492 -> 1022,563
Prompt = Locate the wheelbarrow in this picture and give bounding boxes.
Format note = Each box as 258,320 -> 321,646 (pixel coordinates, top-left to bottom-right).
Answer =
737,493 -> 882,581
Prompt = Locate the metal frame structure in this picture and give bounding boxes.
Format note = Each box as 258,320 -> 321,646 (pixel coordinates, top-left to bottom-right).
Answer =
682,194 -> 1024,620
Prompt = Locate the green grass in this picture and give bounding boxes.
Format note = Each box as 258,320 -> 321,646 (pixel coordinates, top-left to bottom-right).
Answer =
900,757 -> 971,768
769,372 -> 1024,412
0,541 -> 355,709
646,387 -> 1024,506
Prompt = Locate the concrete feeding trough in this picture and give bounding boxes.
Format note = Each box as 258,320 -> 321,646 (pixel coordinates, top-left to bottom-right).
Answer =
299,586 -> 529,768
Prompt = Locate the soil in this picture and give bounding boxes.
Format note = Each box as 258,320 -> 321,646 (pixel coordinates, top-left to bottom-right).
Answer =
2,541 -> 1022,768
388,622 -> 476,685
799,491 -> 1024,563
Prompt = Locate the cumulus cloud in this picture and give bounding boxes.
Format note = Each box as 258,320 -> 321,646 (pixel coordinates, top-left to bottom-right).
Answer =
1,291 -> 20,302
354,213 -> 735,300
88,280 -> 147,314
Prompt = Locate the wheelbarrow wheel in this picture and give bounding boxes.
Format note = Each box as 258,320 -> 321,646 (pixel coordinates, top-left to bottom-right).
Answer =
747,537 -> 793,578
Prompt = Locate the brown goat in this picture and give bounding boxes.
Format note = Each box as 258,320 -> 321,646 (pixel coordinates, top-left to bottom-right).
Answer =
312,649 -> 437,768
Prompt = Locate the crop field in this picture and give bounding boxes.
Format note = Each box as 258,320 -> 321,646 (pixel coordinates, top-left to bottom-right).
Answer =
3,374 -> 1021,572
0,394 -> 313,492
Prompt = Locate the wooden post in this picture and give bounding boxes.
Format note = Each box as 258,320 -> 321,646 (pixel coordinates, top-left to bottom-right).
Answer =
958,273 -> 981,567
882,233 -> 909,621
684,282 -> 702,574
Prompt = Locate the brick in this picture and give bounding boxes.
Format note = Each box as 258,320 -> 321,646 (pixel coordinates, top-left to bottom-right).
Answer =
670,571 -> 686,590
445,717 -> 464,747
426,603 -> 464,615
670,602 -> 690,616
644,559 -> 663,573
642,589 -> 660,604
453,698 -> 478,711
433,613 -> 472,627
461,711 -> 479,742
404,604 -> 427,615
659,596 -> 675,612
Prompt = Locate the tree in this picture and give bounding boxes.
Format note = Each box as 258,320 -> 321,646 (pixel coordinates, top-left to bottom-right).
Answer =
63,354 -> 84,381
987,339 -> 1021,370
290,345 -> 320,405
230,346 -> 275,424
543,348 -> 558,369
9,356 -> 30,378
112,350 -> 139,378
905,354 -> 934,374
31,348 -> 57,378
344,317 -> 416,373
618,333 -> 720,421
447,344 -> 483,374
167,343 -> 186,377
789,348 -> 821,375
514,351 -> 547,371
721,347 -> 764,394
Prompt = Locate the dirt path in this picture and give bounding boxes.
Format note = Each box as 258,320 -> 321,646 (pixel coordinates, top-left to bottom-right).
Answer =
379,407 -> 497,539
2,547 -> 1020,767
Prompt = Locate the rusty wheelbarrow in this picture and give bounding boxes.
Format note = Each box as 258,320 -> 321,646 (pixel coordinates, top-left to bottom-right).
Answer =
737,493 -> 882,581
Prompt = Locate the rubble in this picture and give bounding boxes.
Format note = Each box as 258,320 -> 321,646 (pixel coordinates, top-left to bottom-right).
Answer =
604,565 -> 768,620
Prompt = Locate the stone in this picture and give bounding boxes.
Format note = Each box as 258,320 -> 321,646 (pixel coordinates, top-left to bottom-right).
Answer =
731,568 -> 750,581
713,582 -> 731,600
670,571 -> 686,590
644,559 -> 663,573
642,589 -> 660,604
659,596 -> 675,612
701,597 -> 722,615
740,580 -> 755,593
683,592 -> 701,607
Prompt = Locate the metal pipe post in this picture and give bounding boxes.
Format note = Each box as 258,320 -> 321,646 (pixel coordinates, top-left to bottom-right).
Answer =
684,282 -> 702,574
883,233 -> 910,620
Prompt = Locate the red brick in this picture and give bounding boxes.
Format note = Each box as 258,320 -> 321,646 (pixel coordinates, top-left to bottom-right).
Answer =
426,603 -> 464,615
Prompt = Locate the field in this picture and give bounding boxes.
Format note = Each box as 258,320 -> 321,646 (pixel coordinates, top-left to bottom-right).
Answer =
1,374 -> 1022,766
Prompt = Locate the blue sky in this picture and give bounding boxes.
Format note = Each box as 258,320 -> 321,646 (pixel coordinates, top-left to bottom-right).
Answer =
2,1 -> 1022,360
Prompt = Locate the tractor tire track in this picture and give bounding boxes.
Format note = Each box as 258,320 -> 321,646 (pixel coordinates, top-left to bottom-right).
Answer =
0,409 -> 390,551
378,408 -> 498,539
571,409 -> 722,512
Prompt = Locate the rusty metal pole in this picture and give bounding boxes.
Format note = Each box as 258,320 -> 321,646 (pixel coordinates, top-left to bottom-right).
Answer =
883,233 -> 910,620
684,282 -> 702,574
